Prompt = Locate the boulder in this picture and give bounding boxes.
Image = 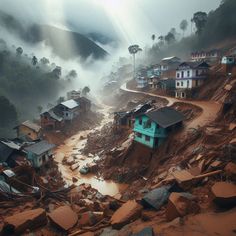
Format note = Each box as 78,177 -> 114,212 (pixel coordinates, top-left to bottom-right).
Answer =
78,211 -> 103,226
2,208 -> 47,235
166,192 -> 200,221
211,182 -> 236,208
48,206 -> 78,231
111,200 -> 143,229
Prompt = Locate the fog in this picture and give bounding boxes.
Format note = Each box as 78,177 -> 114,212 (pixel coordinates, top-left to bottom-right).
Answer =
0,0 -> 222,92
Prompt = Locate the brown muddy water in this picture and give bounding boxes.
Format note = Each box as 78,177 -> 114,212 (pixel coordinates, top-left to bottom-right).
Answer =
54,105 -> 128,196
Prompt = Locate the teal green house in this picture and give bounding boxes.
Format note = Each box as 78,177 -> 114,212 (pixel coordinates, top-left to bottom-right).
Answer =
133,107 -> 184,149
24,140 -> 56,168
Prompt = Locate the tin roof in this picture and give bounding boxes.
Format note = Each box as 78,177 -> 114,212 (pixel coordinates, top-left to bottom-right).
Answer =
145,107 -> 184,128
24,140 -> 56,155
19,120 -> 41,132
61,99 -> 79,109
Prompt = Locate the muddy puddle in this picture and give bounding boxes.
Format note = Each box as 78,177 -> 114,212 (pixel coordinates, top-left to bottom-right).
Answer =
54,105 -> 128,196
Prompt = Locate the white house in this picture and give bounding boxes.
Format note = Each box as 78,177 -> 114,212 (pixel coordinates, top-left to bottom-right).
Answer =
175,61 -> 210,98
57,99 -> 80,121
136,76 -> 148,89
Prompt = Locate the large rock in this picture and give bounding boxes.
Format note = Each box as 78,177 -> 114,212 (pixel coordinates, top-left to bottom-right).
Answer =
78,211 -> 104,226
111,200 -> 143,229
166,192 -> 200,221
211,182 -> 236,208
48,205 -> 78,231
2,208 -> 47,235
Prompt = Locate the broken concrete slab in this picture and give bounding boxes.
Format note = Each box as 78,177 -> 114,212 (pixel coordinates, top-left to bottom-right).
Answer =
141,185 -> 171,210
78,211 -> 103,226
172,170 -> 195,189
2,208 -> 47,235
111,200 -> 143,229
211,182 -> 236,208
166,192 -> 200,221
48,205 -> 78,231
131,226 -> 154,236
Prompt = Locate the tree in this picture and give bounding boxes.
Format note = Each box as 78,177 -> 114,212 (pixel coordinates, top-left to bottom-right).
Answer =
67,69 -> 77,79
82,86 -> 90,96
192,11 -> 208,35
164,32 -> 175,45
16,47 -> 23,57
52,66 -> 62,79
57,97 -> 64,104
37,105 -> 43,115
151,34 -> 156,45
40,57 -> 50,65
32,56 -> 38,66
128,45 -> 142,79
180,19 -> 188,36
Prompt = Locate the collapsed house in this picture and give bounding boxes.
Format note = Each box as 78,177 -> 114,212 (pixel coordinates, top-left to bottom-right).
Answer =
133,107 -> 184,149
0,140 -> 29,168
114,103 -> 153,130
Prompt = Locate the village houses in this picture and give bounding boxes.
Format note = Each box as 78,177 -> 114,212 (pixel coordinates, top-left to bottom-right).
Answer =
133,107 -> 184,149
175,61 -> 210,98
14,120 -> 42,141
191,49 -> 221,63
24,140 -> 55,168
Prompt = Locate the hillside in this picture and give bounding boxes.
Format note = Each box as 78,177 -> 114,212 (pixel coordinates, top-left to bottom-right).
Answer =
0,10 -> 109,61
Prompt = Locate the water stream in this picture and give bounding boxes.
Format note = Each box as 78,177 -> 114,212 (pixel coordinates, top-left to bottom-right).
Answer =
54,105 -> 128,196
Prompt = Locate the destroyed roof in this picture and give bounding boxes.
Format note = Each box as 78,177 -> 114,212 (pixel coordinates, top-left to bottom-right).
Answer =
177,61 -> 210,69
144,107 -> 184,128
60,99 -> 79,109
132,103 -> 152,114
24,140 -> 56,155
15,120 -> 41,132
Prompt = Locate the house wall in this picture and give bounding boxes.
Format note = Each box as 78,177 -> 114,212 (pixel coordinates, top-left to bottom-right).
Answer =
27,150 -> 53,168
133,115 -> 167,148
137,77 -> 148,88
17,126 -> 40,141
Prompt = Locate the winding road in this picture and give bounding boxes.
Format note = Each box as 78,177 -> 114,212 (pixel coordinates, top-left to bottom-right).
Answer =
120,83 -> 222,129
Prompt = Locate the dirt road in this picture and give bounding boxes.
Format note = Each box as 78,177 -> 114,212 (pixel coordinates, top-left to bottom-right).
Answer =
120,83 -> 222,129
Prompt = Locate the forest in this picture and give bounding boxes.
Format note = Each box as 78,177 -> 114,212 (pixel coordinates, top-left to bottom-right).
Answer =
0,39 -> 77,137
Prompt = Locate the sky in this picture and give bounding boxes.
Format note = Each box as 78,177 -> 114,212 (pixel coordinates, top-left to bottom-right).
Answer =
0,0 -> 222,48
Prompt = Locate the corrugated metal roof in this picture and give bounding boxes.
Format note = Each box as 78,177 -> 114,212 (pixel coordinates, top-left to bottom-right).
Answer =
61,99 -> 79,109
24,140 -> 56,155
145,107 -> 184,128
21,120 -> 41,132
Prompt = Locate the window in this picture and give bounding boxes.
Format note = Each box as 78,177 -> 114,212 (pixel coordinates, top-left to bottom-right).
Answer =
181,92 -> 185,98
139,118 -> 142,125
177,73 -> 180,78
196,70 -> 199,76
136,132 -> 142,138
145,119 -> 151,128
181,81 -> 184,86
177,82 -> 180,86
145,135 -> 150,142
187,71 -> 190,77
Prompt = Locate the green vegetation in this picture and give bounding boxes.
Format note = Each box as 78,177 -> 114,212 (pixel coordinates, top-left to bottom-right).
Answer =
0,39 -> 78,137
148,0 -> 236,62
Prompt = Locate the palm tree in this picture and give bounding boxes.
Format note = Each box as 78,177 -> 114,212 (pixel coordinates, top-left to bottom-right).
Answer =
151,34 -> 156,45
128,45 -> 142,79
